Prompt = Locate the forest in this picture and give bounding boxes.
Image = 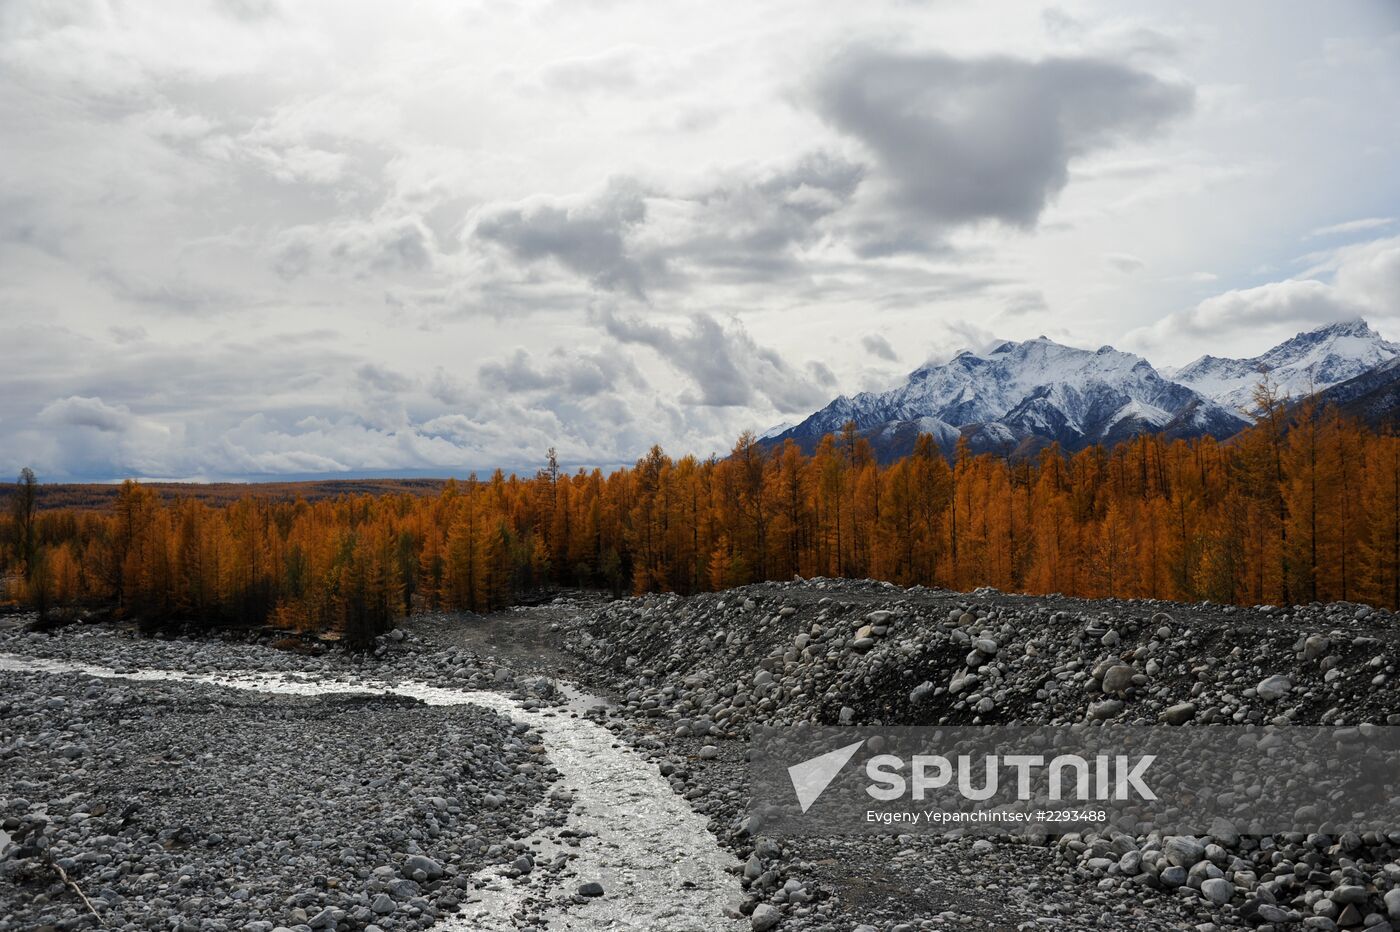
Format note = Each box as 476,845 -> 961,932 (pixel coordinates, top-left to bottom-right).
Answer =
4,389 -> 1398,644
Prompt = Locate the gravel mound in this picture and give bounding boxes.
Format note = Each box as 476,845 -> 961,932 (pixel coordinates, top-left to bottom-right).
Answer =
558,579 -> 1400,931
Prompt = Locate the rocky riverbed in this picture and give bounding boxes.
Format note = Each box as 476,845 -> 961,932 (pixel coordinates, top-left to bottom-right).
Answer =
4,580 -> 1400,931
0,664 -> 566,932
0,619 -> 743,932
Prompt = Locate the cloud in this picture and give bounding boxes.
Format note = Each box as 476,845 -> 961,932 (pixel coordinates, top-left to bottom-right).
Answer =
355,363 -> 413,393
472,152 -> 862,297
861,333 -> 898,361
478,347 -> 644,397
109,324 -> 148,343
40,396 -> 142,433
475,178 -> 657,298
1308,217 -> 1394,239
274,215 -> 439,281
1159,279 -> 1361,338
27,395 -> 177,479
808,47 -> 1193,252
807,360 -> 837,387
597,308 -> 831,413
1332,235 -> 1400,309
651,152 -> 863,281
535,46 -> 654,95
1104,252 -> 1145,273
1129,235 -> 1400,351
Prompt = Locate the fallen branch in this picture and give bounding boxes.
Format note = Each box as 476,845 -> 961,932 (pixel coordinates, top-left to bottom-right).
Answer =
45,851 -> 104,927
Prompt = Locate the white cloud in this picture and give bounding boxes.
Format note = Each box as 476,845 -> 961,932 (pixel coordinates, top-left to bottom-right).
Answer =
1308,217 -> 1394,238
1127,235 -> 1400,357
39,397 -> 152,434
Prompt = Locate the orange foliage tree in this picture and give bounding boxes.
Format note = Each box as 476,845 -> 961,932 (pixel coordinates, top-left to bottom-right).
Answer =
5,401 -> 1399,638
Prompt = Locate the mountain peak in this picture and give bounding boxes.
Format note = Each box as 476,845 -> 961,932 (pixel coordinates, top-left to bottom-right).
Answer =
1171,317 -> 1398,411
1313,317 -> 1375,339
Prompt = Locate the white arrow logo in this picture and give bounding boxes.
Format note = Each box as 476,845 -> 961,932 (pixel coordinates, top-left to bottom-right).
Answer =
787,740 -> 866,813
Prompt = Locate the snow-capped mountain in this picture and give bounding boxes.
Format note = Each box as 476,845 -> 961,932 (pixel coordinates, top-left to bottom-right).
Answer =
761,320 -> 1399,462
1167,319 -> 1400,414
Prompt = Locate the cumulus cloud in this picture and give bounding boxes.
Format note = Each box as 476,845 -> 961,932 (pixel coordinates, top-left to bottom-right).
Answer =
1156,279 -> 1362,338
1129,235 -> 1400,352
861,334 -> 898,361
1332,236 -> 1400,308
28,395 -> 177,478
478,347 -> 644,397
597,308 -> 831,413
808,47 -> 1193,252
40,396 -> 147,433
475,178 -> 657,298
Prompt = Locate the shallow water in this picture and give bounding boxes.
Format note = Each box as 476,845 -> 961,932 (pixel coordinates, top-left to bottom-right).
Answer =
0,653 -> 742,931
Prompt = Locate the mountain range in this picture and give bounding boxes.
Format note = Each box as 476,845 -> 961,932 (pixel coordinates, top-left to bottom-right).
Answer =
761,319 -> 1400,462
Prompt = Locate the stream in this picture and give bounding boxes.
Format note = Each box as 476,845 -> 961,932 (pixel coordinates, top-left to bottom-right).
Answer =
0,653 -> 744,931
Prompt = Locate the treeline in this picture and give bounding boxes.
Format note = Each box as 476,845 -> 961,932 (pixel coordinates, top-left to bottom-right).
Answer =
0,477 -> 448,512
5,392 -> 1399,643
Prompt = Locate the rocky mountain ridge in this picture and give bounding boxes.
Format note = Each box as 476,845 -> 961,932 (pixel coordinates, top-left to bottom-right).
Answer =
763,319 -> 1400,461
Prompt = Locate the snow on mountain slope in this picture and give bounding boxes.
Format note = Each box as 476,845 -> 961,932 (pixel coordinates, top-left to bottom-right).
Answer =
1170,319 -> 1400,414
769,335 -> 1248,459
758,421 -> 795,440
761,320 -> 1398,463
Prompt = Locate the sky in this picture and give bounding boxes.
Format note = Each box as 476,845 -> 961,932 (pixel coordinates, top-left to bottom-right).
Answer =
3,0 -> 1400,481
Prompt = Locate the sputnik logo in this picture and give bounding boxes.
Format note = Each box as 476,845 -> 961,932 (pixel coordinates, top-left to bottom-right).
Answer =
787,740 -> 865,813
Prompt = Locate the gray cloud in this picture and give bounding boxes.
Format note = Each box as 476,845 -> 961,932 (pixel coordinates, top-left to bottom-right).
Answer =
809,47 -> 1193,252
356,363 -> 413,393
1104,252 -> 1146,273
478,347 -> 644,397
807,360 -> 837,387
598,308 -> 830,413
39,396 -> 137,433
536,47 -> 649,95
861,333 -> 898,361
656,152 -> 863,283
93,266 -> 244,316
473,153 -> 863,298
109,324 -> 148,344
475,178 -> 657,298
